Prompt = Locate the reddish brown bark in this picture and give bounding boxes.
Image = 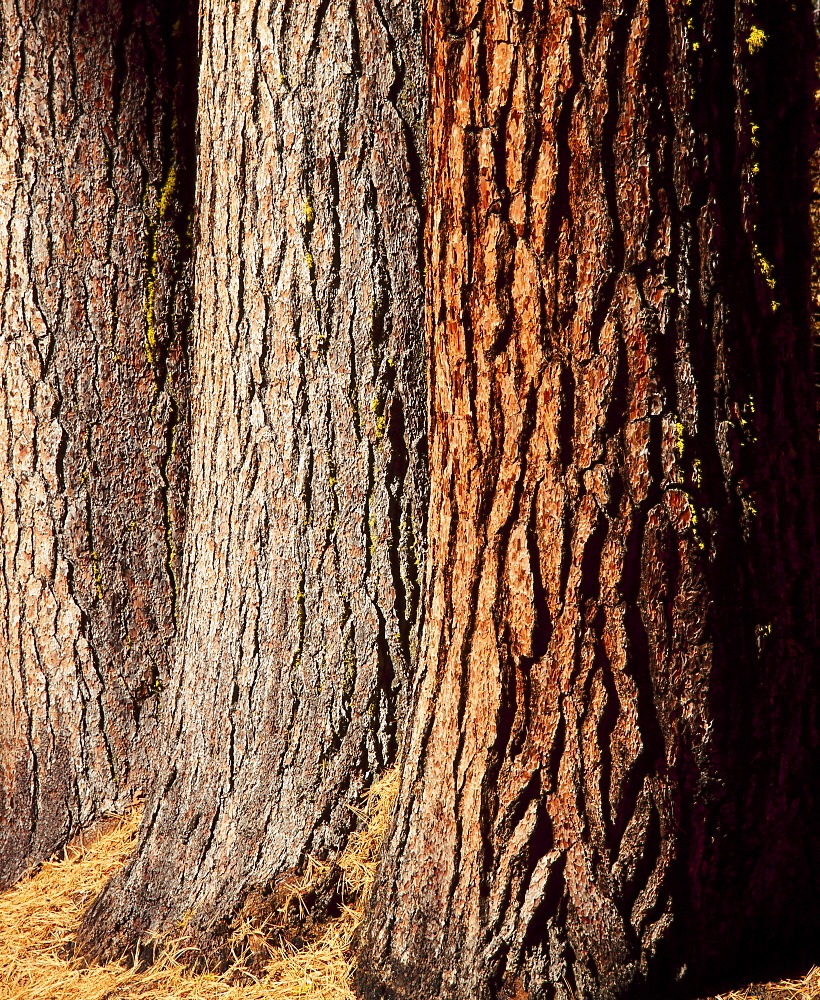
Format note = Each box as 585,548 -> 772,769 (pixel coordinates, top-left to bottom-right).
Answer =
77,0 -> 426,967
355,2 -> 820,999
0,0 -> 194,888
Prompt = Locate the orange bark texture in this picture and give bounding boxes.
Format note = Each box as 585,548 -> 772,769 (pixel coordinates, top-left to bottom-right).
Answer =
355,1 -> 820,998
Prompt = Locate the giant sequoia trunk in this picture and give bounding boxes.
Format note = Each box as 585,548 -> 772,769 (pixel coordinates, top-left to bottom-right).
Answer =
355,2 -> 820,999
78,0 -> 426,964
0,0 -> 194,888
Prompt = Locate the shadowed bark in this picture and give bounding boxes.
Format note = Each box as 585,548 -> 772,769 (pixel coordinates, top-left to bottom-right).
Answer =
77,0 -> 426,966
0,0 -> 195,889
354,1 -> 820,999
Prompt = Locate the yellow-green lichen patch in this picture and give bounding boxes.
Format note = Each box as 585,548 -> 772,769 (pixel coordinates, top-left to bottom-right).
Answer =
158,164 -> 178,220
144,161 -> 180,363
90,550 -> 104,602
371,392 -> 386,442
741,494 -> 759,520
165,518 -> 178,625
144,267 -> 158,364
673,416 -> 685,462
754,245 -> 776,292
747,26 -> 767,54
686,501 -> 706,552
368,510 -> 378,559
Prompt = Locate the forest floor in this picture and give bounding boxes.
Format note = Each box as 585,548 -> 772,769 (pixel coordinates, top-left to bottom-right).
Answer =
0,775 -> 817,1000
0,768 -> 398,1000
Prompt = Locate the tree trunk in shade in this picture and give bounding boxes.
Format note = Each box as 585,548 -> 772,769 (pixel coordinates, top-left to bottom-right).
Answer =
354,2 -> 820,999
77,0 -> 426,966
0,0 -> 194,889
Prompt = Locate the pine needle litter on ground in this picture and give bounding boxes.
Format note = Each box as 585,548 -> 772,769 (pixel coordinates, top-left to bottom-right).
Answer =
0,767 -> 399,1000
714,969 -> 820,1000
0,766 -> 817,1000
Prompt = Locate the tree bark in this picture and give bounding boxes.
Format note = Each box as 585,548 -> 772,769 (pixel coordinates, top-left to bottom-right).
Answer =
355,2 -> 820,999
0,0 -> 194,889
78,0 -> 426,965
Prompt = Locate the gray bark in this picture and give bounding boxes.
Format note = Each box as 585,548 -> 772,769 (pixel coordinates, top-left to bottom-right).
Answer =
78,0 -> 426,966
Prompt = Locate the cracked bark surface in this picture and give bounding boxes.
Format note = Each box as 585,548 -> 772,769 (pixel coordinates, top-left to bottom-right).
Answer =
0,0 -> 194,889
78,0 -> 426,965
354,2 -> 820,999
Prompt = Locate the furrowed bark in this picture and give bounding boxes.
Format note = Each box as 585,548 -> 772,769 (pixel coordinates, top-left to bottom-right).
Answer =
77,0 -> 426,965
355,2 -> 820,999
0,0 -> 194,889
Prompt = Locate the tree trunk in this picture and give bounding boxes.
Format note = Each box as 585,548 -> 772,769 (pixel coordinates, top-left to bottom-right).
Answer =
355,2 -> 820,999
77,0 -> 426,965
0,0 -> 194,889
